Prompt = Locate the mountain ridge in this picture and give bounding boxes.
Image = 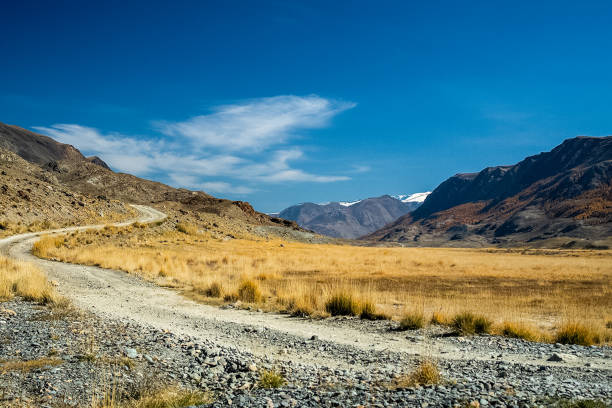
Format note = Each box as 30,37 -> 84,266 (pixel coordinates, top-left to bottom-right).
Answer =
0,122 -> 306,235
278,194 -> 428,238
366,136 -> 612,248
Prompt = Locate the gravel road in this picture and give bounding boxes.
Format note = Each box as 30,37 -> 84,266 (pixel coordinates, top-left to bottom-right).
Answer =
1,205 -> 610,407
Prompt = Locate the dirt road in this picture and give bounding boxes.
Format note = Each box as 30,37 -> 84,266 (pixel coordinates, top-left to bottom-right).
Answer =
1,205 -> 610,374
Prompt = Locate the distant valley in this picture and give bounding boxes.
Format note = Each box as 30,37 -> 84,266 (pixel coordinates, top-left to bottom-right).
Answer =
277,193 -> 429,238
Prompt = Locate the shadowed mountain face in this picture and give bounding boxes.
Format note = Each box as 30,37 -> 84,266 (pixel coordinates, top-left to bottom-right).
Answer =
366,136 -> 612,248
279,195 -> 423,238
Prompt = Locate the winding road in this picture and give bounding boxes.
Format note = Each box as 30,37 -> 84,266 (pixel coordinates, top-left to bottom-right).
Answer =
1,205 -> 610,374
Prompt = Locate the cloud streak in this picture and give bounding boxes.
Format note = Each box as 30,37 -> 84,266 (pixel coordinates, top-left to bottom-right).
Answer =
34,95 -> 355,196
156,95 -> 355,152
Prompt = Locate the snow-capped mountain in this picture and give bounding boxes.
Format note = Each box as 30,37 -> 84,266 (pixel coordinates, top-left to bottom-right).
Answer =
393,192 -> 431,203
277,193 -> 429,239
333,192 -> 430,208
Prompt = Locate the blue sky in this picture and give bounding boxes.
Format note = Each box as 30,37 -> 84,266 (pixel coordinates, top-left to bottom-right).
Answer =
1,1 -> 611,212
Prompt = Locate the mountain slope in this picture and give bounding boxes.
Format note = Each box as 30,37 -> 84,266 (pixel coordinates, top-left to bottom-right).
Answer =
279,194 -> 426,238
0,122 -> 307,236
366,136 -> 612,248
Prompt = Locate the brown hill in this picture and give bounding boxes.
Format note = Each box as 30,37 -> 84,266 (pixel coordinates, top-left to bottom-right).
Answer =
0,122 -> 306,237
365,136 -> 612,248
0,148 -> 135,237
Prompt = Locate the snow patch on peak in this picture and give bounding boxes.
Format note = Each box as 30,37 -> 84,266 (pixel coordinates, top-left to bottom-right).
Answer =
394,192 -> 431,203
338,200 -> 362,207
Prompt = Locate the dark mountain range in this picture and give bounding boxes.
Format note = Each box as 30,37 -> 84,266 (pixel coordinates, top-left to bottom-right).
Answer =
366,136 -> 612,248
278,194 -> 426,238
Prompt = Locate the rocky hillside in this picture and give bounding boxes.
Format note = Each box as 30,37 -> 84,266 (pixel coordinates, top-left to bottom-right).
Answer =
0,122 -> 305,236
0,148 -> 135,236
279,194 -> 426,238
366,136 -> 612,248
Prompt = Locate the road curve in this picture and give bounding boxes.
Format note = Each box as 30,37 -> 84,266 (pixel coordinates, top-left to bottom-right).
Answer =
1,205 -> 610,373
0,204 -> 167,257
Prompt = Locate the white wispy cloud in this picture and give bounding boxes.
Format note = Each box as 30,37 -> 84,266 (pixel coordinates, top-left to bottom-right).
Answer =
34,95 -> 355,196
156,95 -> 355,152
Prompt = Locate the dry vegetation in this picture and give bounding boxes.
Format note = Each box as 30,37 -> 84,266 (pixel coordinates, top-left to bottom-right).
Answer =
32,224 -> 612,343
389,359 -> 442,389
0,357 -> 63,374
0,255 -> 66,306
93,385 -> 213,408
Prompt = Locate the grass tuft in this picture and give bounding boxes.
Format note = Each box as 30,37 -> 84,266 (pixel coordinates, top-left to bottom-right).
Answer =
257,369 -> 286,389
0,357 -> 63,373
0,255 -> 67,306
399,311 -> 425,330
391,359 -> 441,388
237,280 -> 262,303
452,312 -> 492,335
325,292 -> 360,316
499,321 -> 541,342
176,223 -> 197,235
204,282 -> 223,298
94,386 -> 213,408
359,301 -> 388,320
554,322 -> 600,346
547,398 -> 609,408
431,311 -> 449,325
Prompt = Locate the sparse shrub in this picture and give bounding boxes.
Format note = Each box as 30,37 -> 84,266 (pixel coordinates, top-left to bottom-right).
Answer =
452,312 -> 492,335
359,301 -> 388,320
549,398 -> 609,408
176,223 -> 197,235
431,311 -> 448,325
554,322 -> 600,346
392,359 -> 441,388
500,321 -> 540,342
0,357 -> 62,374
237,280 -> 262,303
204,282 -> 223,298
606,321 -> 612,329
0,256 -> 66,306
223,293 -> 238,302
258,369 -> 286,389
96,386 -> 213,408
474,315 -> 492,333
399,311 -> 425,330
325,292 -> 360,316
287,298 -> 314,317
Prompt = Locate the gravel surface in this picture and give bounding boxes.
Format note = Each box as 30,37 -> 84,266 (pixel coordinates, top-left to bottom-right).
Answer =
1,206 -> 610,407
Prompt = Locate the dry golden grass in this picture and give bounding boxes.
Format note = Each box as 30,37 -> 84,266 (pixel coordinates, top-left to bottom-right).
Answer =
257,369 -> 286,389
554,322 -> 604,346
399,311 -> 425,330
390,359 -> 442,388
33,227 -> 612,343
499,320 -> 543,342
0,255 -> 66,306
0,357 -> 62,374
93,385 -> 213,408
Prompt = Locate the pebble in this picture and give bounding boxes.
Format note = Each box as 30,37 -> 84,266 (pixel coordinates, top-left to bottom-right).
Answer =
1,299 -> 610,408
